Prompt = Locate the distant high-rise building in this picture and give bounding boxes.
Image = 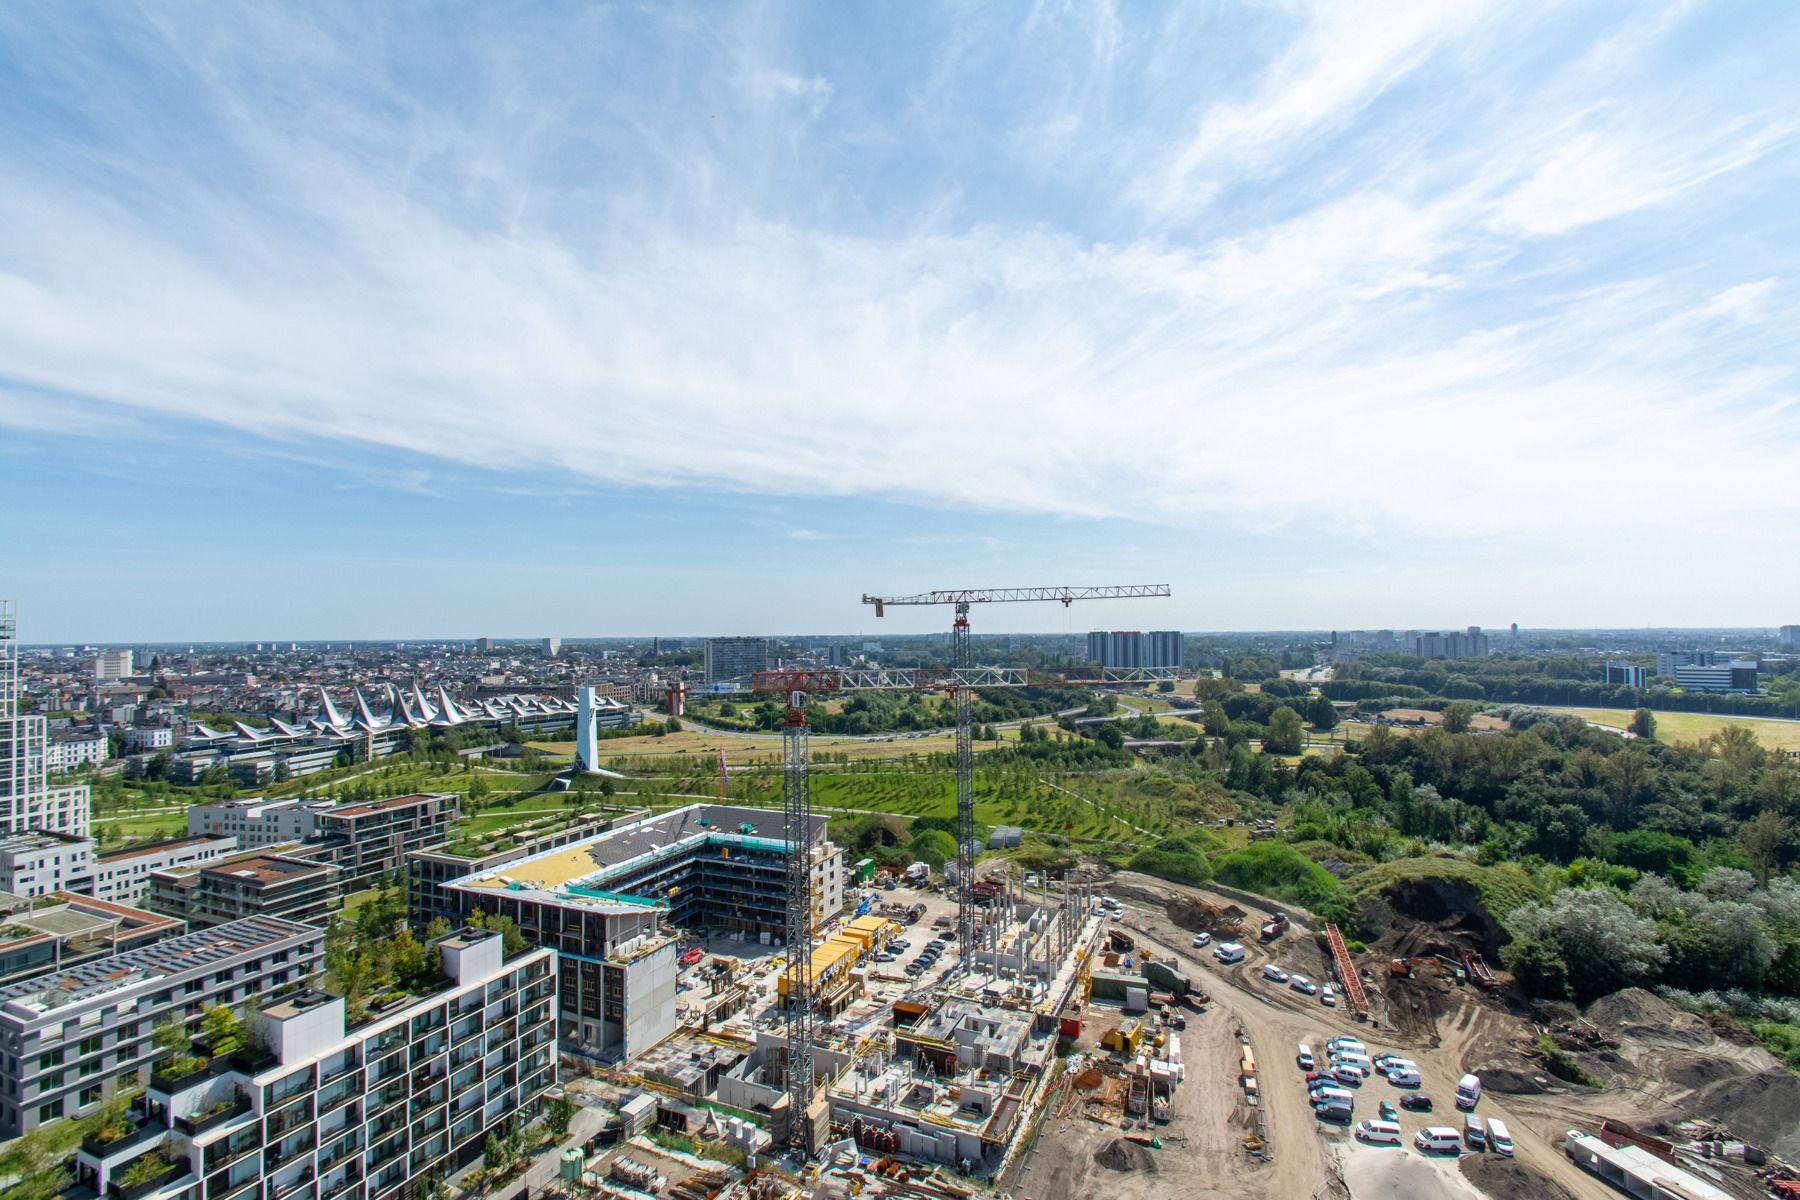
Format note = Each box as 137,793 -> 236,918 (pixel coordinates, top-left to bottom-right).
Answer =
1781,625 -> 1799,646
1656,650 -> 1718,677
1086,631 -> 1179,670
1,602 -> 91,838
704,636 -> 769,686
1604,661 -> 1647,688
476,636 -> 496,652
1511,622 -> 1519,639
93,648 -> 132,681
542,636 -> 561,657
1674,661 -> 1759,693
1411,627 -> 1490,660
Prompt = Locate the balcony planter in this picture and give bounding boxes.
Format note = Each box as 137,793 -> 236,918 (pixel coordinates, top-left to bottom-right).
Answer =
150,1054 -> 228,1095
81,1122 -> 163,1160
179,1095 -> 252,1136
112,1155 -> 187,1200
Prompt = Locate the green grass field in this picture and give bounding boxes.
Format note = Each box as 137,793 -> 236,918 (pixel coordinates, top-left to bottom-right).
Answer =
1550,707 -> 1800,752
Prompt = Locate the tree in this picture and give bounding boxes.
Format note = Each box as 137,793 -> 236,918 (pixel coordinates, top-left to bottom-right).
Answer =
1629,708 -> 1656,740
1500,933 -> 1570,999
544,1095 -> 577,1139
152,1015 -> 189,1055
1505,887 -> 1666,1002
199,1003 -> 244,1056
1305,696 -> 1339,731
424,916 -> 452,942
391,928 -> 427,985
1262,706 -> 1304,755
1742,810 -> 1794,883
0,1121 -> 82,1200
1200,700 -> 1230,737
483,1132 -> 509,1171
1441,702 -> 1476,734
1094,722 -> 1125,750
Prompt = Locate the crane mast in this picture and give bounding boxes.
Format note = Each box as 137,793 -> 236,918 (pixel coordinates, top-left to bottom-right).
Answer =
861,583 -> 1172,976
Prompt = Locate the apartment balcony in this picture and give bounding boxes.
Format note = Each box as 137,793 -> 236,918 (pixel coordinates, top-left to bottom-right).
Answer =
267,1170 -> 313,1200
315,1082 -> 361,1120
364,1138 -> 405,1174
317,1174 -> 362,1200
205,1174 -> 259,1200
317,1060 -> 361,1089
314,1135 -> 362,1176
264,1103 -> 313,1142
366,1114 -> 405,1144
201,1130 -> 262,1176
176,1093 -> 254,1138
110,1164 -> 194,1200
263,1135 -> 314,1171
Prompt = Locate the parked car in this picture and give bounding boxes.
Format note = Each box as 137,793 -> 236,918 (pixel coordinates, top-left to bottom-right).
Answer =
1327,1037 -> 1367,1055
1289,975 -> 1318,995
1191,932 -> 1212,948
1262,965 -> 1289,984
1378,1100 -> 1397,1121
1321,983 -> 1338,1006
1387,1070 -> 1422,1089
873,951 -> 896,963
1214,942 -> 1246,964
1297,1043 -> 1315,1070
887,938 -> 910,951
1399,1093 -> 1434,1112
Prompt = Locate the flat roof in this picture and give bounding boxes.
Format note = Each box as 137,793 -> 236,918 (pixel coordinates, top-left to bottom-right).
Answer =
0,916 -> 317,1012
452,803 -> 824,896
98,835 -> 231,863
327,792 -> 445,818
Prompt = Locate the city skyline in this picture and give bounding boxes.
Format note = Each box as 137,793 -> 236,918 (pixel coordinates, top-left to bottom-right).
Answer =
3,3 -> 1798,639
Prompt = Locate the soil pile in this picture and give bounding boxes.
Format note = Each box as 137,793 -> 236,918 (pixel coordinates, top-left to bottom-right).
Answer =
1586,989 -> 1710,1047
1472,1056 -> 1550,1094
1679,1070 -> 1800,1157
1094,1138 -> 1158,1173
1459,1155 -> 1579,1200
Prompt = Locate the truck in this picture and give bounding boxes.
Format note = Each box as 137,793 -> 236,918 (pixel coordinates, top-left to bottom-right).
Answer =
1108,928 -> 1137,952
1260,911 -> 1290,941
903,862 -> 931,886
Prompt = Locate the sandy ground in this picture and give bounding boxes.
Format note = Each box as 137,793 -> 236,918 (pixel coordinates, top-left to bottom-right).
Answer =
1005,875 -> 1630,1200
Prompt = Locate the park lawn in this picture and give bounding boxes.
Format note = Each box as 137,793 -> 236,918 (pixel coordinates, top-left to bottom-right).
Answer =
96,811 -> 189,843
529,729 -> 972,766
1550,707 -> 1800,752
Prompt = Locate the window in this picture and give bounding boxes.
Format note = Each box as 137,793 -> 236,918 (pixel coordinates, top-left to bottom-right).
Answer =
38,1101 -> 61,1124
39,1049 -> 63,1069
79,1036 -> 102,1056
78,1084 -> 102,1107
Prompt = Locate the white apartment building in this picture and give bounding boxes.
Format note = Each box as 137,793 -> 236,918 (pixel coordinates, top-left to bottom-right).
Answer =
0,916 -> 324,1135
3,603 -> 93,838
47,731 -> 108,774
94,648 -> 135,682
0,831 -> 97,899
185,797 -> 317,849
73,928 -> 558,1200
126,726 -> 177,752
0,833 -> 238,905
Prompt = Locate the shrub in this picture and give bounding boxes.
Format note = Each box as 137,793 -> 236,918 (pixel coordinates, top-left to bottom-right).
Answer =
1128,837 -> 1213,886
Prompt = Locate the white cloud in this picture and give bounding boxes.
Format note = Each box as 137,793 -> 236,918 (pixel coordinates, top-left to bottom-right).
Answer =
0,0 -> 1794,558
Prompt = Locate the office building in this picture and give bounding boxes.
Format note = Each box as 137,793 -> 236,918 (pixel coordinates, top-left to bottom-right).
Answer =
1147,630 -> 1184,670
150,848 -> 341,928
1781,625 -> 1799,646
1674,661 -> 1759,694
542,636 -> 561,657
703,636 -> 769,687
475,636 -> 496,652
1411,627 -> 1490,660
187,797 -> 317,849
125,726 -> 177,752
1603,661 -> 1647,688
71,927 -> 555,1200
0,916 -> 324,1135
407,812 -> 627,926
94,648 -> 134,682
1,602 -> 92,839
430,803 -> 843,1061
0,892 -> 186,988
1657,650 -> 1718,677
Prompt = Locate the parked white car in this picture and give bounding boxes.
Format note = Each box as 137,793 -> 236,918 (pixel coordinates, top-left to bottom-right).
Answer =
1191,931 -> 1212,948
1289,974 -> 1318,995
1262,964 -> 1289,984
1321,983 -> 1338,1006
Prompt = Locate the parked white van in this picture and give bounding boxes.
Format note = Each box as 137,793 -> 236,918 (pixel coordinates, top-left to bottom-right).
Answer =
1214,941 -> 1246,964
1355,1119 -> 1402,1144
1414,1126 -> 1463,1154
1386,1068 -> 1422,1089
1463,1113 -> 1487,1151
1487,1117 -> 1514,1157
1455,1073 -> 1483,1110
1327,1037 -> 1367,1056
1297,1043 -> 1315,1070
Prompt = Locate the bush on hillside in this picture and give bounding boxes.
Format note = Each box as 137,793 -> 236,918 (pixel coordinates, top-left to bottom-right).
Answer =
1128,837 -> 1214,887
1212,841 -> 1348,923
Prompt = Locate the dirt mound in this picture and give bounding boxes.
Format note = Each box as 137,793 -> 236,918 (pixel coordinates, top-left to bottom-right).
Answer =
1587,988 -> 1712,1047
1473,1056 -> 1551,1094
1663,1052 -> 1748,1091
1378,968 -> 1455,1046
1682,1069 -> 1800,1156
1093,1137 -> 1157,1173
1459,1154 -> 1579,1200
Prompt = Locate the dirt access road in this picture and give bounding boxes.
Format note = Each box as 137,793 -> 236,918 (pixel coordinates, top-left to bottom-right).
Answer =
1015,877 -> 1624,1200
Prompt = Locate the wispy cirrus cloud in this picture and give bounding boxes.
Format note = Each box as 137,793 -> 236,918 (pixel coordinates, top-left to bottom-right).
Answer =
0,0 -> 1795,565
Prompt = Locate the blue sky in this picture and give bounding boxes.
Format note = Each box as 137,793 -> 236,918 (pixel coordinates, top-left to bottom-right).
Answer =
3,2 -> 1798,643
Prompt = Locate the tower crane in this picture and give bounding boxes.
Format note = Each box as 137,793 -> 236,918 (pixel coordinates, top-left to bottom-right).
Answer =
859,585 -> 1173,964
751,646 -> 1178,1156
